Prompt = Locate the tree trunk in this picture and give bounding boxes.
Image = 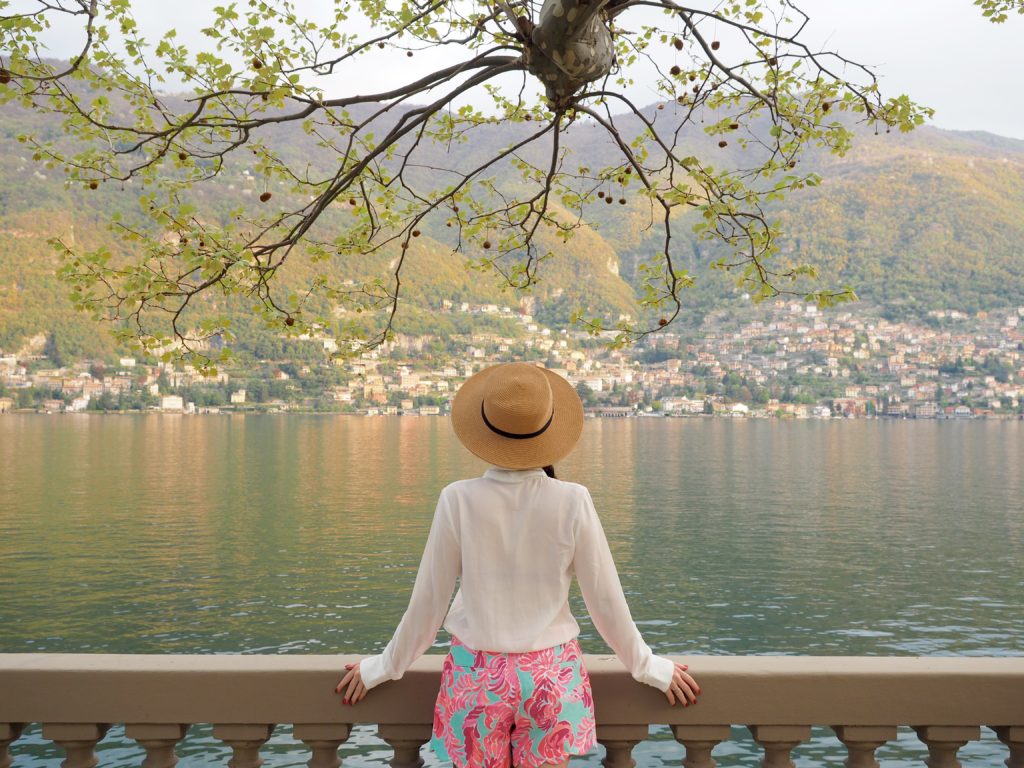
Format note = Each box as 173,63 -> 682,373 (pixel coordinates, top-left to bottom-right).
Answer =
526,0 -> 615,105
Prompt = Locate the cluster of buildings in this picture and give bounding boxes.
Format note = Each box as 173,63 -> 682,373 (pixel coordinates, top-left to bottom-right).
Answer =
0,356 -> 237,414
629,302 -> 1024,418
1,300 -> 1022,419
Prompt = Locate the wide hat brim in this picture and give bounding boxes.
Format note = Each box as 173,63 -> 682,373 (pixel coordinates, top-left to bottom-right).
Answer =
451,364 -> 584,469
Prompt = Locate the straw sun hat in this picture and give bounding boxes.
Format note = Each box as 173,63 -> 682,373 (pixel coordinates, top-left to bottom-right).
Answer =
451,362 -> 585,469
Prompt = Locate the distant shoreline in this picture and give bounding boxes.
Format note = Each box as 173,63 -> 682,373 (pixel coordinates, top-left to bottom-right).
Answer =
2,409 -> 1021,421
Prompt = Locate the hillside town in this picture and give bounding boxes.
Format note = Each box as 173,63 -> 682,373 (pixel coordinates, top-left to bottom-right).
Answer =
1,300 -> 1023,419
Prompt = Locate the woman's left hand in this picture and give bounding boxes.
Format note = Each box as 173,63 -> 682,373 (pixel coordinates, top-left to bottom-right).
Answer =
335,661 -> 368,705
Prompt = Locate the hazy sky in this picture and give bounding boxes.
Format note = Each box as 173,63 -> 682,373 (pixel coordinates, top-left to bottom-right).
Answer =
794,0 -> 1023,140
31,0 -> 1024,139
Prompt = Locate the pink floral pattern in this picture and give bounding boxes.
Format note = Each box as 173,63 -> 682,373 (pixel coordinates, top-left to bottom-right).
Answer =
431,635 -> 597,768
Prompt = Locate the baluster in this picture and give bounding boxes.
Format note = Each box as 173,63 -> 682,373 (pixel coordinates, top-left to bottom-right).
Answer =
596,725 -> 647,768
125,724 -> 190,768
1,723 -> 26,768
994,726 -> 1024,768
914,726 -> 979,768
377,724 -> 431,768
294,724 -> 351,768
749,725 -> 810,768
833,726 -> 897,768
672,725 -> 731,768
212,724 -> 275,768
42,724 -> 111,768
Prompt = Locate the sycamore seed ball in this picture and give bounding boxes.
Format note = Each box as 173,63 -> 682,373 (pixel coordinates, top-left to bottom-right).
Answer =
711,40 -> 720,50
260,192 -> 272,202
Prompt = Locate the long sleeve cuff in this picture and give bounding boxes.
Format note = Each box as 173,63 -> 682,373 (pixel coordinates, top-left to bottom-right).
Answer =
633,653 -> 675,692
358,654 -> 393,691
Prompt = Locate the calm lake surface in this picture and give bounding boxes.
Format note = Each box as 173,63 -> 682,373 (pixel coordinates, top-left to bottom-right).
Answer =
1,415 -> 1022,767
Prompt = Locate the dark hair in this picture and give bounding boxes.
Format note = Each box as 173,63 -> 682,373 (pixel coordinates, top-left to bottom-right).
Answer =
542,465 -> 556,479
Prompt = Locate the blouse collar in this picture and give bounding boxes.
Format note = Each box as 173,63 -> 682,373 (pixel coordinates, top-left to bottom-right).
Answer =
483,466 -> 548,483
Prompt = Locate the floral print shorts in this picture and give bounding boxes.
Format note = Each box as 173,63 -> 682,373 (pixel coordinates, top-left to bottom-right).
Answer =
431,634 -> 597,768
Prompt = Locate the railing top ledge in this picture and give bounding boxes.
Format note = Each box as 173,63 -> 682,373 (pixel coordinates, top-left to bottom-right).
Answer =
2,653 -> 1022,728
2,652 -> 1022,675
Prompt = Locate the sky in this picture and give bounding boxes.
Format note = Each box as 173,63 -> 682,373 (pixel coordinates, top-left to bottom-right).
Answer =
25,0 -> 1024,140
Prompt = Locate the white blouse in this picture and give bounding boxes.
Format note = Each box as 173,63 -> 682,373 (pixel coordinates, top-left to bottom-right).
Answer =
358,467 -> 676,693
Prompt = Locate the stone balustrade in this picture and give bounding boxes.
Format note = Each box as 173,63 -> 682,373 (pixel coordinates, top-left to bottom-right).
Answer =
1,654 -> 1022,767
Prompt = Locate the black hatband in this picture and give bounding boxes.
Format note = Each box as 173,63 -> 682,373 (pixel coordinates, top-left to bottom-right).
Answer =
481,402 -> 554,440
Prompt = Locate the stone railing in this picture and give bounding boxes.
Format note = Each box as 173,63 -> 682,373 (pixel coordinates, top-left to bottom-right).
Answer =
2,654 -> 1022,767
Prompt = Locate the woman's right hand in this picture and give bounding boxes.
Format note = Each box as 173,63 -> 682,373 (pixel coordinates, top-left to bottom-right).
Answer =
665,661 -> 700,706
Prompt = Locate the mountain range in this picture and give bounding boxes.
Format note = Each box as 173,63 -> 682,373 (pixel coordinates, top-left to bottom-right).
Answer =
1,90 -> 1023,363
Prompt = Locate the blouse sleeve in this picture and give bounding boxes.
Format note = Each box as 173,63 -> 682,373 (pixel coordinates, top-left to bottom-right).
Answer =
359,487 -> 461,690
571,487 -> 675,692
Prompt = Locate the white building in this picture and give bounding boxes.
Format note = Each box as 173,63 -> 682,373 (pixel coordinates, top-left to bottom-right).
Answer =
160,395 -> 184,412
230,389 -> 247,404
68,395 -> 90,412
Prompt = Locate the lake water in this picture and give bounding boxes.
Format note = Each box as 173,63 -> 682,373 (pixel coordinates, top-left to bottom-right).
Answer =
1,415 -> 1022,767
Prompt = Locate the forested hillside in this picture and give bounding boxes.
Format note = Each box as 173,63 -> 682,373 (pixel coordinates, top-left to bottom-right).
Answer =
2,91 -> 1023,361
